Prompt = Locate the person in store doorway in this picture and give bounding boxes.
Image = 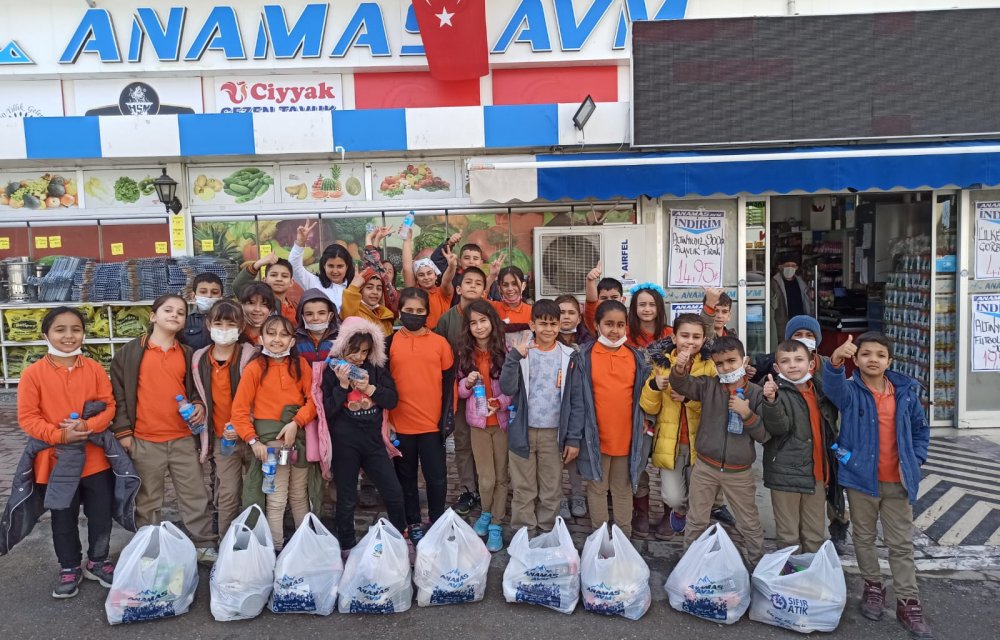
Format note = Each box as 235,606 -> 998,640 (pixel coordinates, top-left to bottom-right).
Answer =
770,261 -> 813,348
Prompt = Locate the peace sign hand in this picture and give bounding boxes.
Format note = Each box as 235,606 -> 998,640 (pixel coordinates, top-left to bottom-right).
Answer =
296,219 -> 318,246
490,253 -> 506,277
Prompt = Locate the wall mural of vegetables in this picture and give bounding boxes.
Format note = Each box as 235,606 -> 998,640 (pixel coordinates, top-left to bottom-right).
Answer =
188,166 -> 276,206
80,169 -> 161,207
0,173 -> 77,209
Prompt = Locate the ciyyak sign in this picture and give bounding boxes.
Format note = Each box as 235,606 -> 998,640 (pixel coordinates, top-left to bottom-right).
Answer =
0,1 -> 688,73
214,75 -> 343,113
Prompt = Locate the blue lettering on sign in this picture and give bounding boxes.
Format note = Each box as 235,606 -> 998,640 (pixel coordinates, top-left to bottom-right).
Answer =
331,3 -> 390,58
555,0 -> 614,52
493,0 -> 552,53
616,0 -> 688,49
184,6 -> 245,61
128,8 -> 185,63
255,3 -> 328,60
59,8 -> 122,63
401,3 -> 425,57
0,41 -> 33,65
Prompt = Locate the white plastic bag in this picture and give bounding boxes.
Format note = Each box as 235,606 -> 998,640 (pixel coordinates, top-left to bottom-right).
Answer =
105,522 -> 199,625
414,508 -> 491,606
750,541 -> 847,633
502,516 -> 580,614
270,513 -> 344,615
665,523 -> 751,624
581,523 -> 651,620
210,504 -> 276,621
338,517 -> 413,614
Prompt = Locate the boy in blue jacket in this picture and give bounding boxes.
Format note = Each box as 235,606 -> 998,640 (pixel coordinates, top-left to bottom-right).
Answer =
824,332 -> 932,640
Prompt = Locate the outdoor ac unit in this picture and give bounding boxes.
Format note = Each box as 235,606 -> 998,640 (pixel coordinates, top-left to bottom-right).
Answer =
533,224 -> 655,298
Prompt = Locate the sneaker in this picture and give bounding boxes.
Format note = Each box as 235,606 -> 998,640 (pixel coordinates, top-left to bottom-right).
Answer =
570,494 -> 587,518
196,547 -> 219,565
669,511 -> 686,534
474,512 -> 492,537
559,497 -> 572,520
486,524 -> 504,553
453,489 -> 480,516
711,505 -> 736,527
408,523 -> 426,546
861,580 -> 886,621
358,483 -> 379,508
52,567 -> 82,599
83,559 -> 114,588
896,599 -> 934,639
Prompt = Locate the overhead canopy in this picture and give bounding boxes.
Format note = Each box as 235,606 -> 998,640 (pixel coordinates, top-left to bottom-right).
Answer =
468,141 -> 1000,203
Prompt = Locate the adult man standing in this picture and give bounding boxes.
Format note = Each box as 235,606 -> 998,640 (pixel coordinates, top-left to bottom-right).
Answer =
771,261 -> 813,348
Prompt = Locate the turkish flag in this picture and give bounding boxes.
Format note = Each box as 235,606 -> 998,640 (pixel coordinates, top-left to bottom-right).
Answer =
412,0 -> 489,81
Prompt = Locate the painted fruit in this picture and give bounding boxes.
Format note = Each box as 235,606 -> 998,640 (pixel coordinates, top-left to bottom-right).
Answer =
345,176 -> 362,196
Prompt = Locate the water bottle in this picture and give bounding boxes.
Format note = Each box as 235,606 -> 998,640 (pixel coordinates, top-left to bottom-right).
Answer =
473,381 -> 489,416
389,429 -> 400,448
726,388 -> 745,435
326,357 -> 367,381
398,211 -> 415,240
175,395 -> 206,435
69,412 -> 80,421
262,448 -> 277,494
831,443 -> 852,464
220,424 -> 237,457
365,222 -> 376,234
507,404 -> 517,423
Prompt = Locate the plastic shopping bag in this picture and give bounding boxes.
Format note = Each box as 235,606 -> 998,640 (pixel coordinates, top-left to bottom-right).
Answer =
269,513 -> 343,615
105,522 -> 198,625
581,523 -> 651,620
338,518 -> 413,614
414,508 -> 491,606
664,523 -> 750,624
502,516 -> 580,614
210,505 -> 276,621
750,541 -> 847,633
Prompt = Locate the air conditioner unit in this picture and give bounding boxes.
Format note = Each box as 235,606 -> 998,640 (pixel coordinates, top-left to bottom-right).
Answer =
532,224 -> 655,298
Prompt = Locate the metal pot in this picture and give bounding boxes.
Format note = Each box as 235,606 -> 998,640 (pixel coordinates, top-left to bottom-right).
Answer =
4,258 -> 37,303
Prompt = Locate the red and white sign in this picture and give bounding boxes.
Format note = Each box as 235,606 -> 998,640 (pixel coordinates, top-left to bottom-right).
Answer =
413,0 -> 489,81
213,75 -> 343,113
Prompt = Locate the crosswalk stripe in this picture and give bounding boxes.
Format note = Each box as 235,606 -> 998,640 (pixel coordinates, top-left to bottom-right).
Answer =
920,464 -> 1000,492
918,476 -> 1000,504
926,450 -> 1000,473
913,486 -> 966,530
928,442 -> 1000,464
917,474 -> 941,500
988,526 -> 1000,546
938,502 -> 1000,546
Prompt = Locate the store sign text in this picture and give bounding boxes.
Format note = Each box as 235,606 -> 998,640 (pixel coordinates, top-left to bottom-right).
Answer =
52,1 -> 688,66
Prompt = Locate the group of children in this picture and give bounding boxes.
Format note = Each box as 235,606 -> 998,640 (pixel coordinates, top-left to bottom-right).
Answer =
16,223 -> 932,638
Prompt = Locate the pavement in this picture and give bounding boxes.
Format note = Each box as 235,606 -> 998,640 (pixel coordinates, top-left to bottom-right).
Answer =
0,393 -> 998,638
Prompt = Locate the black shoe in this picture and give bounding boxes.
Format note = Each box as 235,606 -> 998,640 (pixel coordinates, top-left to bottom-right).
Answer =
829,520 -> 850,553
711,505 -> 736,527
408,523 -> 426,546
358,483 -> 379,508
453,489 -> 480,516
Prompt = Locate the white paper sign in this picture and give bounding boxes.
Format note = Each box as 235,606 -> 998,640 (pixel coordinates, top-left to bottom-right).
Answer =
667,209 -> 725,288
975,201 -> 1000,280
670,302 -> 704,322
0,80 -> 64,117
214,75 -> 343,113
972,294 -> 1000,372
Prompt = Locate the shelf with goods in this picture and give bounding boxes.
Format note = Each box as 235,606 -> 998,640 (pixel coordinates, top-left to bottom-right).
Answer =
804,239 -> 844,308
0,300 -> 153,386
883,252 -> 933,415
933,277 -> 957,423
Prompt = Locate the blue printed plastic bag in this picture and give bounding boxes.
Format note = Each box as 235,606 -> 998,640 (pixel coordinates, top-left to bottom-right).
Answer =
503,516 -> 580,614
414,508 -> 490,606
270,513 -> 343,615
665,523 -> 750,624
338,518 -> 412,614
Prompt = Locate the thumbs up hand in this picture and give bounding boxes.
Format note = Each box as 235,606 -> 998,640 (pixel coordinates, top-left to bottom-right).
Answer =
831,334 -> 858,367
763,374 -> 779,402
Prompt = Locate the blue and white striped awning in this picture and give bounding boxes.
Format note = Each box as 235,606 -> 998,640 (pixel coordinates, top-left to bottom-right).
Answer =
468,141 -> 1000,203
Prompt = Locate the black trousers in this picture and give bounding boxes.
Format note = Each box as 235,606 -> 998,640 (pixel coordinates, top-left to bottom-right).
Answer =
44,469 -> 115,569
330,425 -> 406,548
393,432 -> 447,527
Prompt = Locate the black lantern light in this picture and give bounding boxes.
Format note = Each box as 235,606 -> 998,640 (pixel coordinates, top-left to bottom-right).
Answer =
153,168 -> 183,214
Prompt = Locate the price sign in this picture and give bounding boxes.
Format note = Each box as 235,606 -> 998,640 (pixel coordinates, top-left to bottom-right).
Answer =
201,239 -> 214,252
0,237 -> 9,250
111,242 -> 124,256
667,209 -> 725,288
34,236 -> 48,249
155,241 -> 168,254
48,236 -> 62,249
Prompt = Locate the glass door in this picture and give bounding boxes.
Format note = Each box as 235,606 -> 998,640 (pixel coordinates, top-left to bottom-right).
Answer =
744,197 -> 769,358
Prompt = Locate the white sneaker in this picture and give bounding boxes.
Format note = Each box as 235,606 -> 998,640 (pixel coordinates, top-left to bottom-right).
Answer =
196,547 -> 218,564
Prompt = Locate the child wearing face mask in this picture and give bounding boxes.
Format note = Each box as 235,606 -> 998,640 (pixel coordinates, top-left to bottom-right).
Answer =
190,300 -> 258,538
111,294 -> 218,563
761,340 -> 838,554
402,232 -> 456,330
295,289 -> 340,364
239,283 -> 277,345
564,300 -> 649,538
230,315 -> 319,551
183,273 -> 224,351
341,267 -> 395,337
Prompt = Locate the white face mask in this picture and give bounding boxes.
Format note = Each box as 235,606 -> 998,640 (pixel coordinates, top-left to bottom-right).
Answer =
194,296 -> 216,313
779,372 -> 813,385
795,337 -> 817,352
597,334 -> 628,349
718,368 -> 746,384
210,327 -> 240,345
262,347 -> 291,359
304,321 -> 329,332
782,267 -> 797,279
46,340 -> 82,358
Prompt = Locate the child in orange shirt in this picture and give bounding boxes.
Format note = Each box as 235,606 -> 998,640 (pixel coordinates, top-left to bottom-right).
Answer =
18,307 -> 117,598
111,294 -> 217,562
489,266 -> 533,347
239,282 -> 276,345
230,315 -> 318,551
402,232 -> 456,330
565,300 -> 649,538
627,282 -> 672,349
583,260 -> 625,335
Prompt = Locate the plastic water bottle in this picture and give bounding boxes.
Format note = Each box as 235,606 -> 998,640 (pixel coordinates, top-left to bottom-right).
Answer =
365,222 -> 376,234
473,381 -> 488,416
326,357 -> 367,381
220,424 -> 237,457
507,404 -> 517,423
726,388 -> 745,435
262,448 -> 277,494
831,443 -> 852,464
69,412 -> 80,420
175,395 -> 206,435
398,211 -> 415,239
388,429 -> 400,448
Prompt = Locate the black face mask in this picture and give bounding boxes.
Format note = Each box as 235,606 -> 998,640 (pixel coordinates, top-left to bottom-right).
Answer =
399,311 -> 427,332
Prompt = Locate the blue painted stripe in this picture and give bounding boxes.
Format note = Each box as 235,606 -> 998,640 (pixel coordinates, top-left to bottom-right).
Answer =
333,108 -> 406,152
178,113 -> 255,156
484,104 -> 558,148
24,117 -> 101,159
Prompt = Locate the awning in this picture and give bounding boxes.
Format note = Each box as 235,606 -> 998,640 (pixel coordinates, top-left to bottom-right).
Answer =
467,141 -> 1000,203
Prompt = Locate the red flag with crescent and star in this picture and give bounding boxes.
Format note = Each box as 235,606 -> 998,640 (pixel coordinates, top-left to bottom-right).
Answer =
412,0 -> 489,81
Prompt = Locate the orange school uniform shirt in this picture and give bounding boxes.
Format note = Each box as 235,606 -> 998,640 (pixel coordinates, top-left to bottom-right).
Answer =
390,330 -> 454,435
627,327 -> 673,350
230,357 -> 317,442
18,355 -> 116,484
865,378 -> 901,483
490,300 -> 533,327
425,285 -> 452,330
584,300 -> 598,335
591,343 -> 636,456
209,348 -> 235,438
799,382 -> 827,484
135,341 -> 193,443
279,297 -> 298,324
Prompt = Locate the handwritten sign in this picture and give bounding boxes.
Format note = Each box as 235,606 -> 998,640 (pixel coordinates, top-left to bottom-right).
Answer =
200,239 -> 214,252
110,242 -> 124,256
48,236 -> 62,249
670,302 -> 704,322
972,294 -> 1000,372
668,209 -> 725,288
154,241 -> 168,254
975,202 -> 1000,279
0,237 -> 10,250
34,236 -> 48,249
